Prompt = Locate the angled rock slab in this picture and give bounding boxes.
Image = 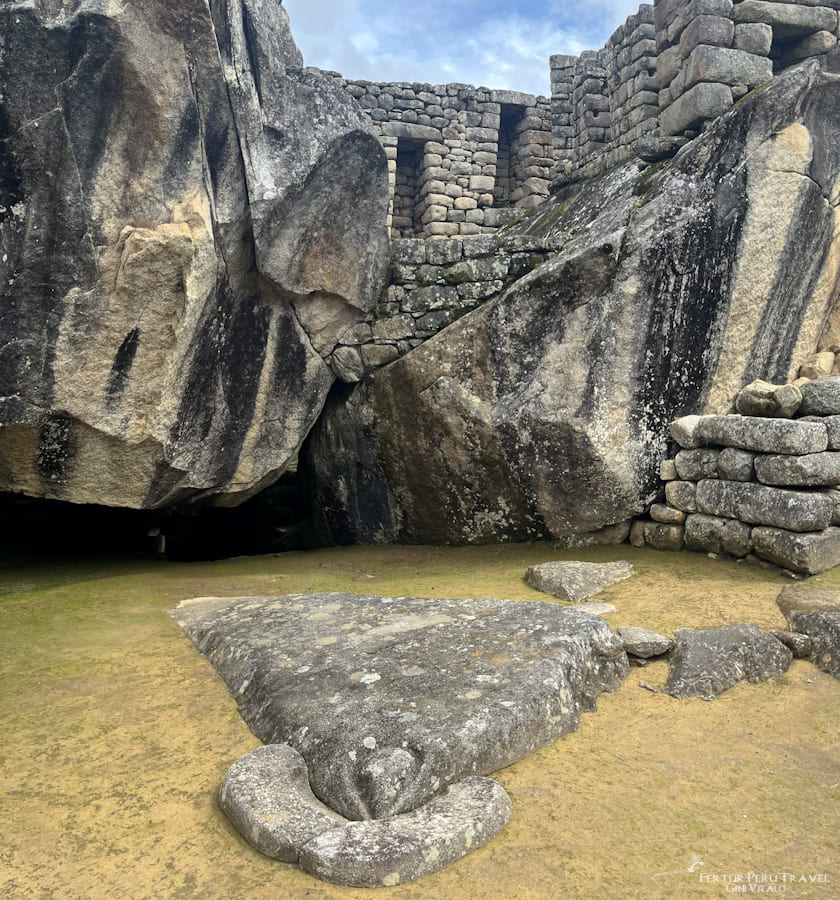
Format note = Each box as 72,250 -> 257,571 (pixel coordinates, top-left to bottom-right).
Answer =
616,626 -> 674,659
298,776 -> 510,888
172,592 -> 627,821
777,584 -> 840,617
665,624 -> 792,698
219,744 -> 347,862
787,610 -> 840,680
525,561 -> 634,602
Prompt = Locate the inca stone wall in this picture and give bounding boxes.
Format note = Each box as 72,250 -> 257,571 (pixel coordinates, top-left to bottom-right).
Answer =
552,0 -> 839,180
314,72 -> 555,240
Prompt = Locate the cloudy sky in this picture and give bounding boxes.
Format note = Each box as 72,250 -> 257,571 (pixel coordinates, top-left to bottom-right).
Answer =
283,0 -> 644,97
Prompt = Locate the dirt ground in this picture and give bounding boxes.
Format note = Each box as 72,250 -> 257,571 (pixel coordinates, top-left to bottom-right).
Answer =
1,542 -> 839,899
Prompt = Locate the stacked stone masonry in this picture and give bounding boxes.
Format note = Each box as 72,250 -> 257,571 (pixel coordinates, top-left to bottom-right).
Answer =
327,234 -> 555,383
315,0 -> 837,235
633,400 -> 840,574
314,72 -> 555,240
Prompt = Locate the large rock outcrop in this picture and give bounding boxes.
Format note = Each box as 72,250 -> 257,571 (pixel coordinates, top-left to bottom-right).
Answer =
0,0 -> 390,508
308,57 -> 840,545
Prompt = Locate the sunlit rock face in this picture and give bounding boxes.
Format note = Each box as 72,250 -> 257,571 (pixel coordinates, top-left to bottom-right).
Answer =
308,58 -> 840,545
0,0 -> 390,508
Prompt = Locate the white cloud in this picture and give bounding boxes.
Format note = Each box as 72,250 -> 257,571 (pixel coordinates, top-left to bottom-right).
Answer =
283,0 -> 648,94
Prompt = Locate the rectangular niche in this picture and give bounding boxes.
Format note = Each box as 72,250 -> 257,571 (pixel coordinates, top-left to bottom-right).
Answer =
494,103 -> 528,208
392,139 -> 424,238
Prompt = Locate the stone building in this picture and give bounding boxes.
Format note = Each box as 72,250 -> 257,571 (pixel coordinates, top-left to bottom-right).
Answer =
316,0 -> 839,235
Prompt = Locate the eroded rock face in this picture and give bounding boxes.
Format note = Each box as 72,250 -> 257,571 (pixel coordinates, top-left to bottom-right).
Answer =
307,59 -> 840,545
0,0 -> 390,508
172,592 -> 628,821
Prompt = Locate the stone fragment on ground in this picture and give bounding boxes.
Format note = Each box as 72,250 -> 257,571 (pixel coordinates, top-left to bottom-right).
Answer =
616,626 -> 674,659
172,592 -> 627,821
219,744 -> 348,862
525,560 -> 634,602
298,776 -> 511,888
787,611 -> 840,680
771,630 -> 812,659
664,624 -> 792,699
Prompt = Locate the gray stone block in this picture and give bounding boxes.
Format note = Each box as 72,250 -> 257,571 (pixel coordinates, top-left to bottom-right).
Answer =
798,376 -> 840,416
665,624 -> 792,698
732,1 -> 838,38
788,610 -> 840,679
752,526 -> 840,575
650,503 -> 687,524
391,239 -> 427,265
734,22 -> 773,55
717,447 -> 756,482
696,479 -> 833,531
685,45 -> 773,90
643,521 -> 685,550
777,583 -> 840,617
219,745 -> 348,863
685,513 -> 753,557
616,626 -> 675,658
680,15 -> 736,57
665,480 -> 698,512
299,777 -> 511,887
754,451 -> 840,487
771,630 -> 812,659
735,379 -> 802,418
675,448 -> 720,480
659,82 -> 733,135
694,415 -> 828,455
525,560 -> 634,602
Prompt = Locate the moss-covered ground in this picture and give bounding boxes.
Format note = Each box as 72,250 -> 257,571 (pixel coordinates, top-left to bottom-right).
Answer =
1,543 -> 839,898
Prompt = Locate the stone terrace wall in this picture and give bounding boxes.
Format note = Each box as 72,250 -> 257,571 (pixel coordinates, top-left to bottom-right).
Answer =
314,71 -> 554,240
552,0 -> 839,180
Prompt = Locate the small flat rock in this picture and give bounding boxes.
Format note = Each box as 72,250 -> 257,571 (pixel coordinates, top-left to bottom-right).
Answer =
787,610 -> 840,679
219,744 -> 348,862
771,630 -> 812,659
525,561 -> 634,602
576,601 -> 618,616
777,584 -> 840,617
617,626 -> 675,658
664,624 -> 792,698
298,776 -> 510,888
173,592 -> 627,821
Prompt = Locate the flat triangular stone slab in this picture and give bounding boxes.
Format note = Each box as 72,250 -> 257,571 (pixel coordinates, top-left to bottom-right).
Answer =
173,592 -> 627,821
525,560 -> 634,602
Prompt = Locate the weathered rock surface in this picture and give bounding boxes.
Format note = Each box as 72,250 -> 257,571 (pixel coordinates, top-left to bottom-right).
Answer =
665,624 -> 792,698
735,380 -> 802,418
616,626 -> 674,658
0,0 -> 390,508
752,525 -> 840,575
298,776 -> 511,888
695,479 -> 833,532
525,560 -> 634,602
787,610 -> 840,679
172,592 -> 627,821
771,630 -> 812,659
219,744 -> 348,863
717,448 -> 757,482
308,60 -> 840,544
675,448 -> 720,480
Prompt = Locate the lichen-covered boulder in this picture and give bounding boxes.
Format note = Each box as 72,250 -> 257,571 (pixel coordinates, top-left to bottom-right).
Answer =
172,592 -> 627,821
0,0 -> 390,508
308,58 -> 840,544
